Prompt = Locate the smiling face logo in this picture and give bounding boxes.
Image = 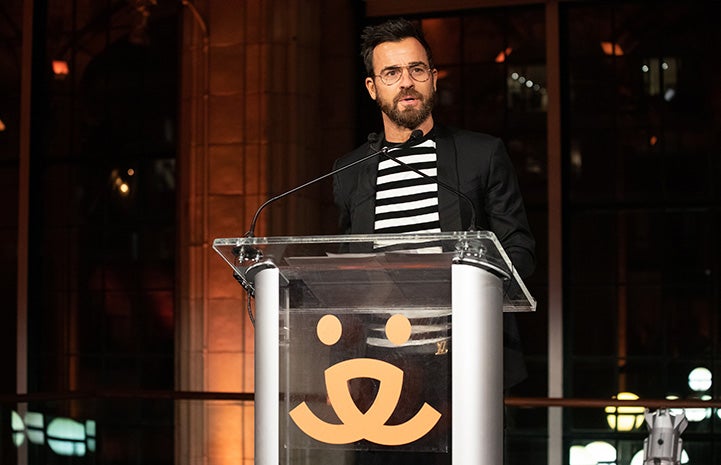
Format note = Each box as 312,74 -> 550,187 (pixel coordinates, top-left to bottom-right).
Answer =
289,314 -> 442,446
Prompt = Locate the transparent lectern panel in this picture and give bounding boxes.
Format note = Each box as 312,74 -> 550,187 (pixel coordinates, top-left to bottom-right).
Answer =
270,242 -> 457,459
283,252 -> 453,309
280,303 -> 451,458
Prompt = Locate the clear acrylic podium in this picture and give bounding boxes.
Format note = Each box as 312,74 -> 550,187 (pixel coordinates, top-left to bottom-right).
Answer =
213,231 -> 535,465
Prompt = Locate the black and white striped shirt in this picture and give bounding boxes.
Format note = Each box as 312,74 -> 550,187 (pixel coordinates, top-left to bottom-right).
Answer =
369,135 -> 450,351
373,137 -> 442,252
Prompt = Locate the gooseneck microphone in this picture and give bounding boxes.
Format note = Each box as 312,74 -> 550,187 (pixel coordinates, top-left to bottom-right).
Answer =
244,129 -> 424,238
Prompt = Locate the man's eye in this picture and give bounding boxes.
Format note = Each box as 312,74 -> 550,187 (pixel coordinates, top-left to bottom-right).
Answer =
384,69 -> 399,77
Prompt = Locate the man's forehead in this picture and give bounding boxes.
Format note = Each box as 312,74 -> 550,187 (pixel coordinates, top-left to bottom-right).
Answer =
372,38 -> 428,68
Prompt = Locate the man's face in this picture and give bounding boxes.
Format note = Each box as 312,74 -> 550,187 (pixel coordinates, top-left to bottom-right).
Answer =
365,37 -> 437,131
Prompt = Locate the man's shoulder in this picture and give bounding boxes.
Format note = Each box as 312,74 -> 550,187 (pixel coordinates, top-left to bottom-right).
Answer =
435,124 -> 502,149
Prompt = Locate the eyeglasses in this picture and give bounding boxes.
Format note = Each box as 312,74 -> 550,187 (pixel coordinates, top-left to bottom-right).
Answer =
374,64 -> 433,86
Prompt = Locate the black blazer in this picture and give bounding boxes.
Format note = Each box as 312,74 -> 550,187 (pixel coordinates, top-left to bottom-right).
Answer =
332,124 -> 535,388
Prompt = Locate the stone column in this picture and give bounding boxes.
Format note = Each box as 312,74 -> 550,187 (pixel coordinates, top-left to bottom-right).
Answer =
177,1 -> 356,464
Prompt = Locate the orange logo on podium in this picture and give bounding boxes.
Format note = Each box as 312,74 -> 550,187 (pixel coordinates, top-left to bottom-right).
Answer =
289,314 -> 442,445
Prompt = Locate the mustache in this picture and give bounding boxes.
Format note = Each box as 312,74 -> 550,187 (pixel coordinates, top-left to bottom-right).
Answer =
393,90 -> 423,105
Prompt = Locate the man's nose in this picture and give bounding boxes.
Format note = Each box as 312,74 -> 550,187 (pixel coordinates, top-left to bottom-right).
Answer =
398,67 -> 415,87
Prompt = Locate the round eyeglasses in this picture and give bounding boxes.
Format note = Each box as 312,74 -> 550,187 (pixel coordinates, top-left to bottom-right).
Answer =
374,64 -> 432,86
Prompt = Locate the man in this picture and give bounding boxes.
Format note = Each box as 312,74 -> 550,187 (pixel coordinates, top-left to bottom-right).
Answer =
332,18 -> 535,463
334,19 -> 533,277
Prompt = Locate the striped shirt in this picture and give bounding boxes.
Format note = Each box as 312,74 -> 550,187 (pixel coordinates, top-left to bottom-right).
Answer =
369,136 -> 449,351
373,137 -> 442,253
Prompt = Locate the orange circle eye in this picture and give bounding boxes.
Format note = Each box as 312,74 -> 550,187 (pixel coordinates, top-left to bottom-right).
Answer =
386,314 -> 411,346
317,314 -> 342,346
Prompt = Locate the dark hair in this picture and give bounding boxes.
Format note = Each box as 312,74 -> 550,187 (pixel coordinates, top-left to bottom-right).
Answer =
360,18 -> 434,76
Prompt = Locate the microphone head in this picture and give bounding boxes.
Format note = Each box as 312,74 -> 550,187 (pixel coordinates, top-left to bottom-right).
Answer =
367,132 -> 382,151
408,129 -> 423,144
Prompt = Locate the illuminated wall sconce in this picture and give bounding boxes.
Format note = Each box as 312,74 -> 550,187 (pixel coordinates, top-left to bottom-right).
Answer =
600,41 -> 624,56
604,391 -> 645,431
495,47 -> 513,63
52,60 -> 70,79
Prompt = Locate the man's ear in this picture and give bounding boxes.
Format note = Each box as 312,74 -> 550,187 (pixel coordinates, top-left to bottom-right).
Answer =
365,77 -> 377,100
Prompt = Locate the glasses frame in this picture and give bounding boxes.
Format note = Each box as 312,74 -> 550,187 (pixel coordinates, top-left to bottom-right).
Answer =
373,63 -> 434,86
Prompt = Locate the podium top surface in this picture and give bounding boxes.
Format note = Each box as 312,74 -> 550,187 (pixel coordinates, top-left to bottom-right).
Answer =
213,231 -> 535,312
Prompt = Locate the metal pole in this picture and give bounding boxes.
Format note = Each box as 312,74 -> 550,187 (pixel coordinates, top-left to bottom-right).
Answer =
254,265 -> 280,465
452,262 -> 504,465
17,0 -> 34,463
545,1 -> 565,463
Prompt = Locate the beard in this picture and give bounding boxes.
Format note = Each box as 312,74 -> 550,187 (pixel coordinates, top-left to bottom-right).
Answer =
377,88 -> 436,130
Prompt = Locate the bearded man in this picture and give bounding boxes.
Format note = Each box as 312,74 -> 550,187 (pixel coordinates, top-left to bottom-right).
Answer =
331,17 -> 536,464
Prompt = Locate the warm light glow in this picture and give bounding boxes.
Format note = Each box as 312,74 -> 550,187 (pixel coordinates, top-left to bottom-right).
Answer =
649,135 -> 658,146
600,41 -> 624,56
433,69 -> 449,81
52,60 -> 70,76
605,392 -> 645,431
110,169 -> 132,196
495,47 -> 513,63
127,168 -> 135,176
0,118 -> 6,131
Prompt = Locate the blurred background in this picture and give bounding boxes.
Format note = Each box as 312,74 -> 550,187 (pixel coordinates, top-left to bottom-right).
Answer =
0,0 -> 719,464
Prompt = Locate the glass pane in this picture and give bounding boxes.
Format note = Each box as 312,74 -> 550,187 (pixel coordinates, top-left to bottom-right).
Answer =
564,1 -> 721,451
568,286 -> 617,357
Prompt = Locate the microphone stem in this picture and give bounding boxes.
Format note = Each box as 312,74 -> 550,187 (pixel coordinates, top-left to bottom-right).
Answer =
245,130 -> 423,237
246,147 -> 389,237
382,151 -> 477,231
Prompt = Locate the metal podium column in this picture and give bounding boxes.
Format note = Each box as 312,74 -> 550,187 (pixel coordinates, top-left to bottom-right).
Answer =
253,265 -> 280,465
452,261 -> 505,465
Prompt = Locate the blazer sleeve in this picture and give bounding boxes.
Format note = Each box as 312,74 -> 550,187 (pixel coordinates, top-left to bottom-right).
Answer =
483,138 -> 536,279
